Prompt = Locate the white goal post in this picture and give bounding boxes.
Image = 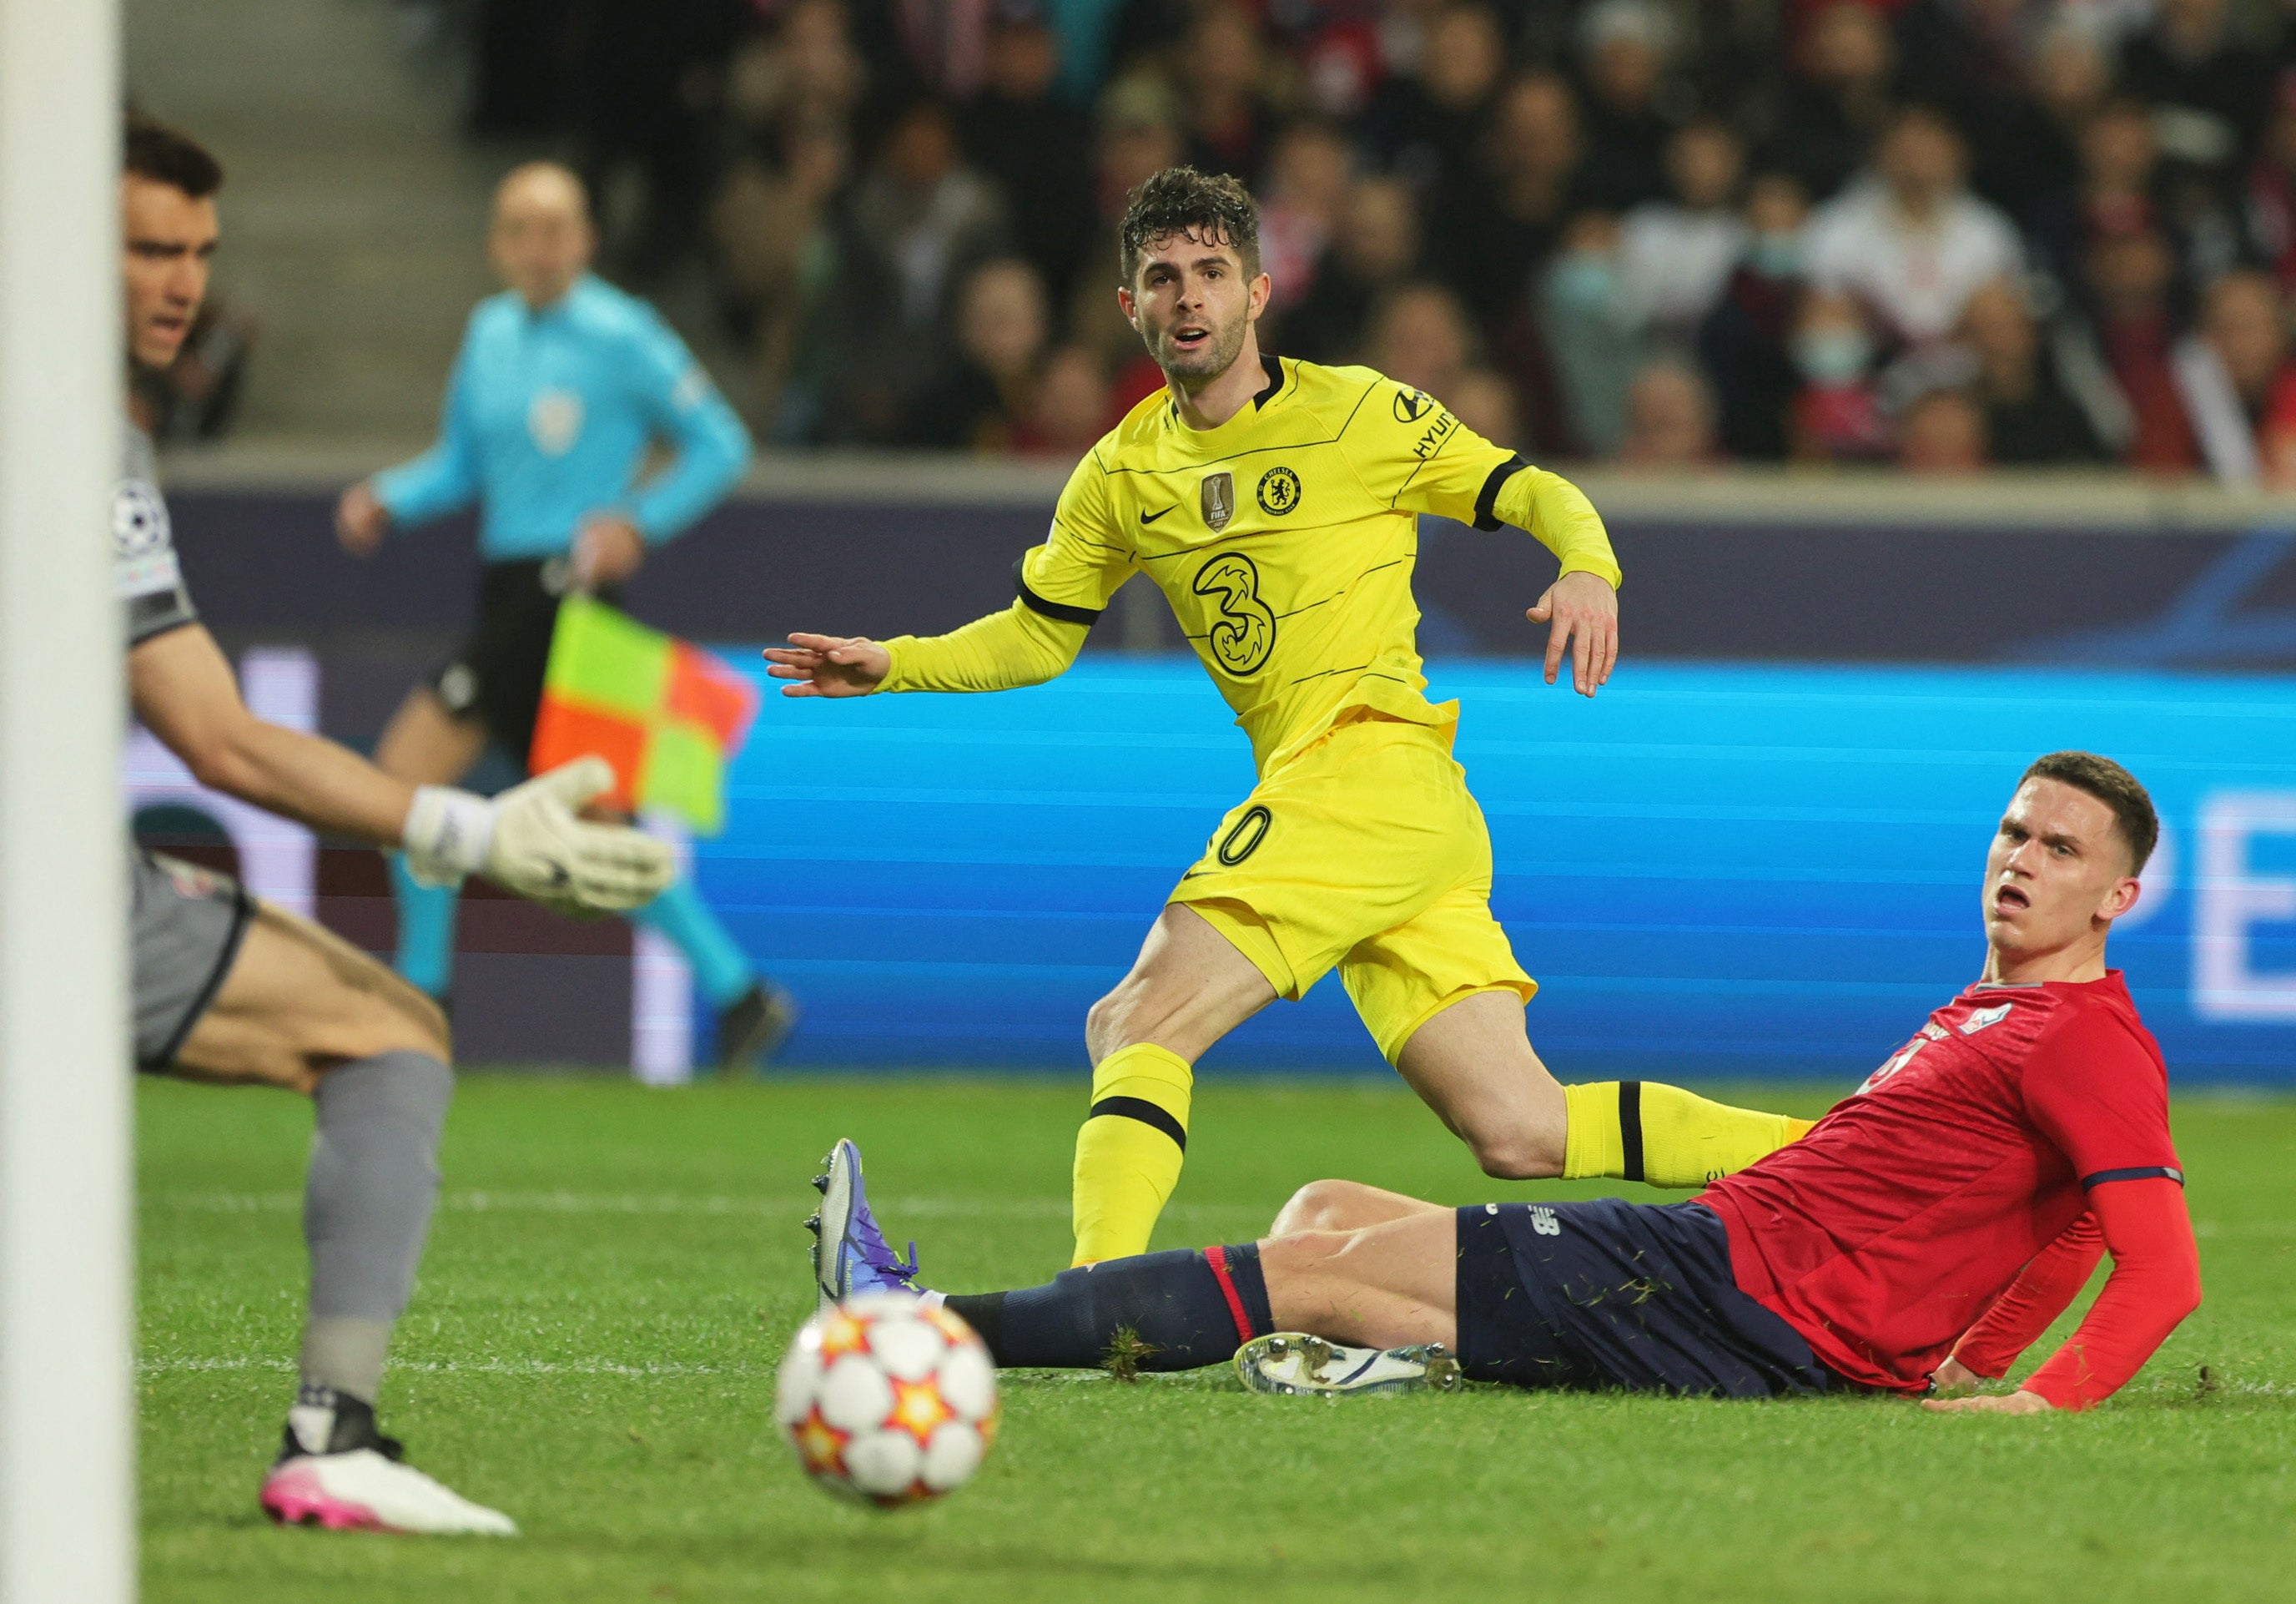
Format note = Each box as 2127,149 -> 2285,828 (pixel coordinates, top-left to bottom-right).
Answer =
0,0 -> 135,1599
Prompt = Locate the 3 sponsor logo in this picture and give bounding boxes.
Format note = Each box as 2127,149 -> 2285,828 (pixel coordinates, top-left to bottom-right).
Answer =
1191,552 -> 1276,674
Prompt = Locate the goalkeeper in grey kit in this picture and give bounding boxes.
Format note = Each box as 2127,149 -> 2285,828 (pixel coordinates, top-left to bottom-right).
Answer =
120,120 -> 671,1534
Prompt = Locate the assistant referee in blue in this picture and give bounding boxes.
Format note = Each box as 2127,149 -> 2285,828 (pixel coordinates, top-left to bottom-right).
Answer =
338,160 -> 791,1072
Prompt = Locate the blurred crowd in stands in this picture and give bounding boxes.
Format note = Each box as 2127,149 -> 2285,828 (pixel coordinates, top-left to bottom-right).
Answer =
456,0 -> 2296,481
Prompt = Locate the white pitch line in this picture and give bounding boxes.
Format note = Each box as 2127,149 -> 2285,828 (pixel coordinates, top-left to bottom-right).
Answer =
138,1354 -> 751,1378
2190,1221 -> 2296,1238
147,1191 -> 1275,1225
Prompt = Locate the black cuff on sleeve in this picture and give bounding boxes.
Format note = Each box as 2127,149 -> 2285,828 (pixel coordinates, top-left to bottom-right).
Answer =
1472,455 -> 1529,531
2081,1166 -> 2185,1189
1013,557 -> 1103,625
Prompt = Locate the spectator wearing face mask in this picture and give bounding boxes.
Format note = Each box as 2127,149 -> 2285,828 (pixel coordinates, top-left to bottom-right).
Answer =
1789,287 -> 1891,462
1699,172 -> 1810,461
1804,105 -> 2022,347
1617,119 -> 1749,342
1540,212 -> 1640,456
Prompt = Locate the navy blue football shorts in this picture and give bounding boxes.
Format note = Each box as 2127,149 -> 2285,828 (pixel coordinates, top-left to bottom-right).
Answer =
1453,1198 -> 1837,1397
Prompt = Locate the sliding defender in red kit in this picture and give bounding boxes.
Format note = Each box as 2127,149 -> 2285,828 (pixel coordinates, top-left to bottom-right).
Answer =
808,752 -> 2200,1411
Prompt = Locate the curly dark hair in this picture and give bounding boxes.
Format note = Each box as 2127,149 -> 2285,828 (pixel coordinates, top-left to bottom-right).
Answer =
1118,166 -> 1260,285
124,114 -> 224,199
2020,750 -> 2158,873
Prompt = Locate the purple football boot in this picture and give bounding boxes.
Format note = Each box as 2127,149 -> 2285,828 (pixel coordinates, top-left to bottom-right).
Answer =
806,1138 -> 928,1311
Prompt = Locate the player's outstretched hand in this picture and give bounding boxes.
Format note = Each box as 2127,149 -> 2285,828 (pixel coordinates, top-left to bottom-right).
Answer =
1527,571 -> 1619,698
335,482 -> 390,557
1921,1390 -> 2052,1415
763,633 -> 891,698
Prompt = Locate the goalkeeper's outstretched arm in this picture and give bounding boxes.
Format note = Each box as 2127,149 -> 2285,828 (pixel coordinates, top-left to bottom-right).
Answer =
764,600 -> 1089,698
129,623 -> 672,911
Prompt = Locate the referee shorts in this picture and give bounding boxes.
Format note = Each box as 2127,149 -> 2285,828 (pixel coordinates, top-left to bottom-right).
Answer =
428,557 -> 622,768
1168,712 -> 1535,1063
1453,1198 -> 1839,1397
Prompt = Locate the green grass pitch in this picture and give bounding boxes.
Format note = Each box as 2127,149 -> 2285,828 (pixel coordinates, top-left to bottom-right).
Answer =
139,1073 -> 2296,1603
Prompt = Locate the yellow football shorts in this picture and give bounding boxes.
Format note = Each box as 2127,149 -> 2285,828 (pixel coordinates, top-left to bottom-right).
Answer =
1169,712 -> 1536,1063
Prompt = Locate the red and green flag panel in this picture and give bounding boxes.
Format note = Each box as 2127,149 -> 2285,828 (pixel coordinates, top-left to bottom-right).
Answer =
529,595 -> 758,835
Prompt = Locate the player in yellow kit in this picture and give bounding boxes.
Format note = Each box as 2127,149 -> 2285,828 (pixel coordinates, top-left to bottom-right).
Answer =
768,169 -> 1807,1267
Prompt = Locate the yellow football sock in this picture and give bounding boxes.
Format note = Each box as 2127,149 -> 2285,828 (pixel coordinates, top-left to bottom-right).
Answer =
1563,1082 -> 1813,1188
1071,1042 -> 1194,1266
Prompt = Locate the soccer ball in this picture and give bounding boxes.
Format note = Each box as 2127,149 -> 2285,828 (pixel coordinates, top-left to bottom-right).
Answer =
775,1293 -> 999,1506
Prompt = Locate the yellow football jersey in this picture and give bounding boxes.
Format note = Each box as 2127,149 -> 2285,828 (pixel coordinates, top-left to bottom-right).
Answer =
1014,356 -> 1620,772
872,351 -> 1616,776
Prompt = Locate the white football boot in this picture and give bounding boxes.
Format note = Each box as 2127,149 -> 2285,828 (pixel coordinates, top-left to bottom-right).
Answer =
1235,1333 -> 1462,1397
259,1388 -> 516,1536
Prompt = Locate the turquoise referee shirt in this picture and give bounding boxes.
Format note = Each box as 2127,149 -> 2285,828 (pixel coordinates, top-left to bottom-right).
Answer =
374,274 -> 751,560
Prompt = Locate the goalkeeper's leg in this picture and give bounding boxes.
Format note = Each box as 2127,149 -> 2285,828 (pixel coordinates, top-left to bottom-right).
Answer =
1396,991 -> 1814,1189
167,903 -> 512,1533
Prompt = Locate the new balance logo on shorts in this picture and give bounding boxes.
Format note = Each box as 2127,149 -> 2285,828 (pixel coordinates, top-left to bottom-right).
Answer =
1528,1205 -> 1560,1237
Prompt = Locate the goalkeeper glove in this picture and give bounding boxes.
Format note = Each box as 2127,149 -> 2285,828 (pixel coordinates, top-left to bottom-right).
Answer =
400,756 -> 673,913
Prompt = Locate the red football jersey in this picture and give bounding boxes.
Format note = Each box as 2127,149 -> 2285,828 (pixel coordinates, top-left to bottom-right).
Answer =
1699,971 -> 2181,1392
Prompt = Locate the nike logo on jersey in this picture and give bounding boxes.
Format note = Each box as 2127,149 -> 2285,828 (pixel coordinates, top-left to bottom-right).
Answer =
1139,506 -> 1175,523
1959,1004 -> 2012,1035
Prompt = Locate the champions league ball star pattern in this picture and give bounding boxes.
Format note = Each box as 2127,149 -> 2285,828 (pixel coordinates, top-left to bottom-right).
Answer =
777,1294 -> 999,1506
